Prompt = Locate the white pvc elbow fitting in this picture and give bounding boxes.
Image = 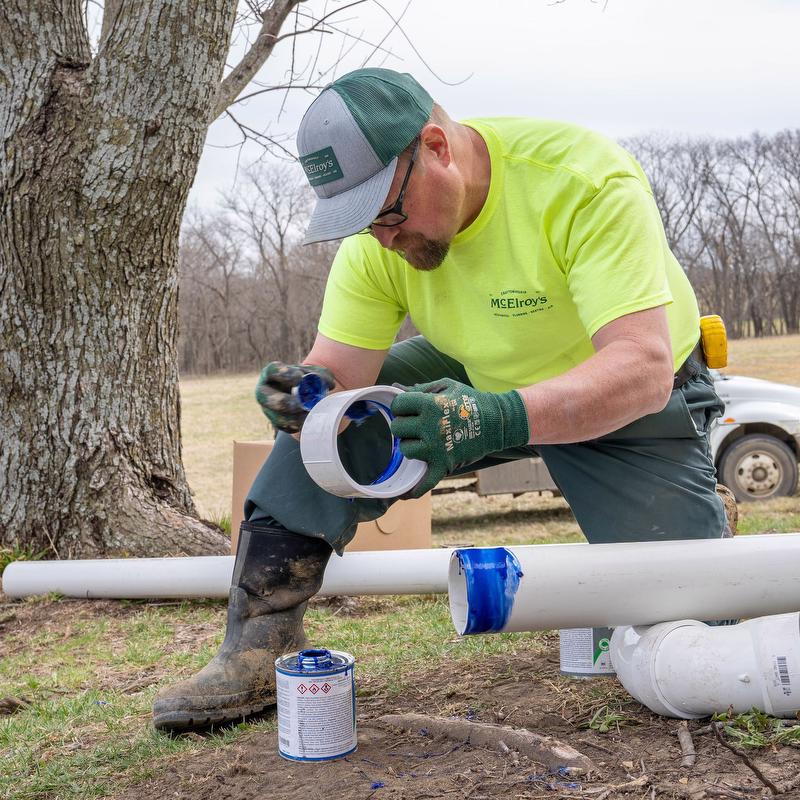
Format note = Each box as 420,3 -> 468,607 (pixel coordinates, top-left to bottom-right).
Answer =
299,385 -> 427,498
611,613 -> 800,719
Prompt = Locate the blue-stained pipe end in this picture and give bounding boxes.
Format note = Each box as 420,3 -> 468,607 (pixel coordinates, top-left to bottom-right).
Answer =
296,374 -> 376,423
297,377 -> 402,485
455,547 -> 524,634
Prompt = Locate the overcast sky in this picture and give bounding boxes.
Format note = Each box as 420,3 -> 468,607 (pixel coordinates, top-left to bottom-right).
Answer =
189,0 -> 800,207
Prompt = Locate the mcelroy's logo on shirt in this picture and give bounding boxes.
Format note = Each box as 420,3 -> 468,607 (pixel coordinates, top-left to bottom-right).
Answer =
490,289 -> 553,317
300,147 -> 343,186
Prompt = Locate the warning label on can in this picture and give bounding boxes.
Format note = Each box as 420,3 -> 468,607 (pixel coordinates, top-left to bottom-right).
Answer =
276,667 -> 356,760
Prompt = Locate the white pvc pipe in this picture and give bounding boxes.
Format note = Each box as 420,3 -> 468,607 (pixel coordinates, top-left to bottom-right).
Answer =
448,534 -> 800,635
299,385 -> 427,499
1,548 -> 453,600
610,613 -> 800,719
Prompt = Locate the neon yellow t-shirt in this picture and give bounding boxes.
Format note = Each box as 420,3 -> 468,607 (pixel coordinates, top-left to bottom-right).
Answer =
317,117 -> 699,392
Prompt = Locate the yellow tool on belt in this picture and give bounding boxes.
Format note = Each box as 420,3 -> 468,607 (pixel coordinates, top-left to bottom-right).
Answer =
699,314 -> 727,368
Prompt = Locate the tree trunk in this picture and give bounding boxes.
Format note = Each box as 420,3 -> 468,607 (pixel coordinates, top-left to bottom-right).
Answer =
0,1 -> 238,557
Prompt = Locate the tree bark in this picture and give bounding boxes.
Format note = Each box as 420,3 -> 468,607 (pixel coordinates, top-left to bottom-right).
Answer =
0,1 -> 240,557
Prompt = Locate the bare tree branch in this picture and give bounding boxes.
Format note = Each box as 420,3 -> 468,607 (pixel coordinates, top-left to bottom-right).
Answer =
211,0 -> 301,122
226,109 -> 298,161
211,0 -> 370,122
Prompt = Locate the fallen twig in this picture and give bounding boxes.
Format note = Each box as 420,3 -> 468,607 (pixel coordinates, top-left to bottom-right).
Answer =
694,723 -> 714,736
676,721 -> 697,767
713,721 -> 778,795
119,678 -> 158,694
607,775 -> 650,792
376,712 -> 597,776
584,775 -> 651,799
701,787 -> 750,800
576,737 -> 615,755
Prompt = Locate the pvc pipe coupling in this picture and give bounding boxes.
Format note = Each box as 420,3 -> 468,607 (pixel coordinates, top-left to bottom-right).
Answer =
299,384 -> 427,499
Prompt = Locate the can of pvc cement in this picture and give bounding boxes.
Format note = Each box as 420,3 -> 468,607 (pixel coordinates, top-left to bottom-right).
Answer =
275,648 -> 356,762
559,627 -> 615,677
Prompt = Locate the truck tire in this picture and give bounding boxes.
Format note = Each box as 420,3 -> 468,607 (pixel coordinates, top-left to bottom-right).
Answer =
719,434 -> 799,502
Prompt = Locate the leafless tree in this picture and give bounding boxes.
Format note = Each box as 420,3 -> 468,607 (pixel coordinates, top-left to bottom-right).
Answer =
0,1 -> 410,558
626,130 -> 800,339
179,164 -> 336,373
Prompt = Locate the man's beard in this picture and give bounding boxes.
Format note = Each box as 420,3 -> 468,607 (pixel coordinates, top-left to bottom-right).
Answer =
394,232 -> 450,271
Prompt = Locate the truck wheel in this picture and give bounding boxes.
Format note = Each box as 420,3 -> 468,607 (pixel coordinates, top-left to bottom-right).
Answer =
719,434 -> 799,502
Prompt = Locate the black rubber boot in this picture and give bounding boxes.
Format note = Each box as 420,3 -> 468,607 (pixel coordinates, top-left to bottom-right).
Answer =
152,522 -> 332,732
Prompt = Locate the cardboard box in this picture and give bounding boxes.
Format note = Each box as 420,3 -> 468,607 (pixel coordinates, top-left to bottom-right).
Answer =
231,440 -> 431,554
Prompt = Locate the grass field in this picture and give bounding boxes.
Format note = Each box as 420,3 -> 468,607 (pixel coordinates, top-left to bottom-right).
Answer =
2,334 -> 799,800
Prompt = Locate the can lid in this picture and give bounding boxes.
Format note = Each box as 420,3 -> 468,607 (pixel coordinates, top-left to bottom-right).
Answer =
276,648 -> 354,673
297,648 -> 333,670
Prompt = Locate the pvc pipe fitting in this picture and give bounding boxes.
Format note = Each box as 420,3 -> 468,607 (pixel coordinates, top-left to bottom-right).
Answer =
299,385 -> 427,498
611,613 -> 800,719
449,533 -> 800,635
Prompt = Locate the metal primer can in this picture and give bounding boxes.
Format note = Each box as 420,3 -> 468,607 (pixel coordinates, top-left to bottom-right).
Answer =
275,648 -> 356,761
559,627 -> 615,677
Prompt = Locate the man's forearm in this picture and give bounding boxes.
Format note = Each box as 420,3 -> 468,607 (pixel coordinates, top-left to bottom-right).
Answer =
517,338 -> 675,445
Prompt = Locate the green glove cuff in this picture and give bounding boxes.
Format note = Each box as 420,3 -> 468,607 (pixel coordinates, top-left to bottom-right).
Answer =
494,389 -> 531,450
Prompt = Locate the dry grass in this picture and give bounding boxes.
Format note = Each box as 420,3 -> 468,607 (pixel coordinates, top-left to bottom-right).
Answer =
431,485 -> 583,548
179,334 -> 800,518
180,372 -> 265,518
721,333 -> 800,385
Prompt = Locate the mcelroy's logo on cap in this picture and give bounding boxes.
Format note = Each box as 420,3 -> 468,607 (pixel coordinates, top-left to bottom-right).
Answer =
300,147 -> 343,186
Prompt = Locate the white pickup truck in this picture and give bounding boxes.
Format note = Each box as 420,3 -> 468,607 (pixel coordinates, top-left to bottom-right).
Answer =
710,371 -> 800,501
471,372 -> 800,502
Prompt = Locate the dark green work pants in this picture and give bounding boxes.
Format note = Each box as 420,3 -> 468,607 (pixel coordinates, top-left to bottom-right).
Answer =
244,336 -> 727,553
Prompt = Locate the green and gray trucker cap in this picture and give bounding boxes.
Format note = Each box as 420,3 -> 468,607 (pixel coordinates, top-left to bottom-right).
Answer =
297,68 -> 433,244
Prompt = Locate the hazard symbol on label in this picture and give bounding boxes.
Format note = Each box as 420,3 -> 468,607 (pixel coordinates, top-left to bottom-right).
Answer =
297,684 -> 307,694
309,684 -> 320,694
321,683 -> 331,694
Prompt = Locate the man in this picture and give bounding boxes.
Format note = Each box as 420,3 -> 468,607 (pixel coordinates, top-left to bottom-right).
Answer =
153,68 -> 729,732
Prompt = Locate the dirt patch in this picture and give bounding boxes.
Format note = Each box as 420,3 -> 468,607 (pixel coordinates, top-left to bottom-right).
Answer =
0,593 -> 145,654
112,646 -> 800,800
4,591 -> 800,799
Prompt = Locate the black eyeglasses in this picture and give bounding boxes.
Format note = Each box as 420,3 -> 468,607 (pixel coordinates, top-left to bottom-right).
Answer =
360,138 -> 420,233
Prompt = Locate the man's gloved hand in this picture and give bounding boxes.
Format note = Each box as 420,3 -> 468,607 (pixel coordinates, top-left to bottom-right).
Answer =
389,378 -> 530,498
255,362 -> 336,434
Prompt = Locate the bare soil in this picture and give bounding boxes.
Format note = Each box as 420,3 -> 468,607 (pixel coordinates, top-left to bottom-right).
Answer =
5,594 -> 800,800
112,642 -> 800,800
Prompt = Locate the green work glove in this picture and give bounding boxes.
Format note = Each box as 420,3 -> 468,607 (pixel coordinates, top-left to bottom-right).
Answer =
389,378 -> 530,498
255,362 -> 336,434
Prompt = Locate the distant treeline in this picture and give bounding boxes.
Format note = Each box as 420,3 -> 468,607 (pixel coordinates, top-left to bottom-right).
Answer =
624,130 -> 800,338
179,129 -> 800,374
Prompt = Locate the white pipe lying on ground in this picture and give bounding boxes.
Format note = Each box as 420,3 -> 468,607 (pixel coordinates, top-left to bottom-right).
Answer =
610,613 -> 800,719
448,534 -> 800,635
1,548 -> 453,600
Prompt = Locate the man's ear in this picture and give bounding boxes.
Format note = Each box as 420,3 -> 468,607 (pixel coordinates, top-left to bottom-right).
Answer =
419,123 -> 451,168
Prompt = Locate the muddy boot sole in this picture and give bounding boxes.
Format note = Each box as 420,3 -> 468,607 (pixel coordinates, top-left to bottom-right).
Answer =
153,698 -> 276,732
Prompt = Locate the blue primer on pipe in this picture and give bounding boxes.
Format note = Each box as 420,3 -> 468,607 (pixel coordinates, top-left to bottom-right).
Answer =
297,376 -> 403,485
456,547 -> 524,634
296,373 -> 376,423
